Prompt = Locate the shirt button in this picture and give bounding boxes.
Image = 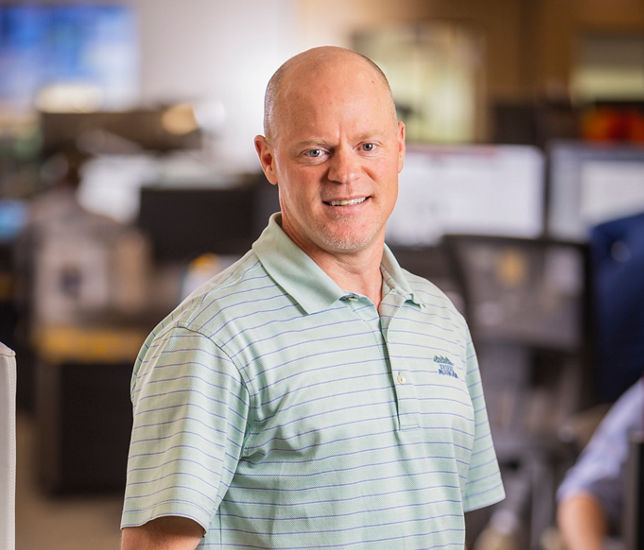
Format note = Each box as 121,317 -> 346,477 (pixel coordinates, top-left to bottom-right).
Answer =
397,373 -> 406,384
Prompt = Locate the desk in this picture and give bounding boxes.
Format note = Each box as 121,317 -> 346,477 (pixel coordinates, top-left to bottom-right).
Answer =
34,324 -> 145,493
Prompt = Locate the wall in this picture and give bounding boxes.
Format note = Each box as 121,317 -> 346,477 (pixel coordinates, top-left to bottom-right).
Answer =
125,0 -> 530,159
296,0 -> 644,102
124,0 -> 300,170
531,0 -> 644,97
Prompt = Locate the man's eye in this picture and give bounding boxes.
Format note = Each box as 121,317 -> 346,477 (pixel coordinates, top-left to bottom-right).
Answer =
305,149 -> 324,158
361,143 -> 377,152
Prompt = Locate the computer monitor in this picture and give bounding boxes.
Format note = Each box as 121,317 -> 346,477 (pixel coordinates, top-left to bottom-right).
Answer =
0,4 -> 137,109
442,234 -> 590,351
137,181 -> 279,263
547,141 -> 644,241
0,200 -> 27,242
386,144 -> 545,247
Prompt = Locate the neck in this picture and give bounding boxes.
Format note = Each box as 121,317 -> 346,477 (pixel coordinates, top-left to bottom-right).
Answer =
309,245 -> 384,310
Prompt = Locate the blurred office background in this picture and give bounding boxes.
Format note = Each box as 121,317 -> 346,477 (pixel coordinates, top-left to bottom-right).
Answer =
1,1 -> 644,549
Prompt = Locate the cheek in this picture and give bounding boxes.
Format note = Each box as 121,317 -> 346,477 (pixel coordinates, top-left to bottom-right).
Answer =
278,173 -> 317,213
370,159 -> 399,191
389,181 -> 399,203
288,167 -> 322,195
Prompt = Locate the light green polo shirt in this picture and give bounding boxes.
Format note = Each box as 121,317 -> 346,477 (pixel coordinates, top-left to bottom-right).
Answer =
122,213 -> 504,549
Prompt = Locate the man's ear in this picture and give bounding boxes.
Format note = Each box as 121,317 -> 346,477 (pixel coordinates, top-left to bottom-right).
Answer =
396,121 -> 406,173
254,135 -> 278,185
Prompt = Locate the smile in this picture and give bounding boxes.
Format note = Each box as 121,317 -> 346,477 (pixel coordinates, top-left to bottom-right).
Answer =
326,197 -> 367,206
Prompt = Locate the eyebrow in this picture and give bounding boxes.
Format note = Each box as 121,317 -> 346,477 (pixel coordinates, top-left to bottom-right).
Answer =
293,132 -> 384,149
293,139 -> 330,149
355,131 -> 383,142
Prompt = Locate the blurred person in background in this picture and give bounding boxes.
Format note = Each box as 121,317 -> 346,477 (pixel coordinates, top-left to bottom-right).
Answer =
557,379 -> 643,550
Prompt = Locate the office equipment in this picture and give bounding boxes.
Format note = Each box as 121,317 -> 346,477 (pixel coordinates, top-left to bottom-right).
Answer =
0,201 -> 27,242
29,218 -> 150,491
35,325 -> 143,492
0,3 -> 137,109
137,181 -> 279,263
0,203 -> 24,348
386,144 -> 544,247
443,234 -> 592,549
0,343 -> 15,550
491,99 -> 579,148
547,141 -> 644,241
40,109 -> 202,155
444,235 -> 590,353
30,209 -> 149,326
17,186 -> 151,490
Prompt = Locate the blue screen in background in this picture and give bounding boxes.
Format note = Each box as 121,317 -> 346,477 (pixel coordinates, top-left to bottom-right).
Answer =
0,200 -> 27,241
0,3 -> 138,108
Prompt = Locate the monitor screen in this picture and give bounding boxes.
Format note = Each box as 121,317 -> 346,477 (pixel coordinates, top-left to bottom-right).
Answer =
137,182 -> 279,263
386,144 -> 545,246
548,141 -> 644,240
0,4 -> 138,109
444,235 -> 587,350
0,199 -> 27,241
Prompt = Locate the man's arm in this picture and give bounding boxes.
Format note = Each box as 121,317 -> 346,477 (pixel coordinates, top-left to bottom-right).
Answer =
121,516 -> 203,550
556,382 -> 643,550
557,491 -> 607,550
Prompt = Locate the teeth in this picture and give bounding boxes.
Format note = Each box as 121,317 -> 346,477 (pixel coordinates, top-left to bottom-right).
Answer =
328,197 -> 366,206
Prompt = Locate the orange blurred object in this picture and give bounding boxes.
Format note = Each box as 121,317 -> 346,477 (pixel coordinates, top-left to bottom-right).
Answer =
582,108 -> 644,144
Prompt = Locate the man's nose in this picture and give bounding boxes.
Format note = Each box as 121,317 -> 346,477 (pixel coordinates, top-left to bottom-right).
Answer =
327,148 -> 360,184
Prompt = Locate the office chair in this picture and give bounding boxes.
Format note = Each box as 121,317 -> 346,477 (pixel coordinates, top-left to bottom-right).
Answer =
442,234 -> 592,550
0,342 -> 16,550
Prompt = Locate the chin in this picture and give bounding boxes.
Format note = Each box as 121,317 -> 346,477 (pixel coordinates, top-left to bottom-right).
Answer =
306,215 -> 385,255
318,229 -> 377,253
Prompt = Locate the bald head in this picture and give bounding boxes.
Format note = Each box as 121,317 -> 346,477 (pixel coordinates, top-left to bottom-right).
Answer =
263,46 -> 396,142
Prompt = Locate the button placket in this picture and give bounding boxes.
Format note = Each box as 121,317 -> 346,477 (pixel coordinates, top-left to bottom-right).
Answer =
392,367 -> 418,430
380,295 -> 420,431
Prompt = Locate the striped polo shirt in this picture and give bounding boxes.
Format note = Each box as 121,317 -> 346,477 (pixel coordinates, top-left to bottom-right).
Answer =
121,213 -> 504,549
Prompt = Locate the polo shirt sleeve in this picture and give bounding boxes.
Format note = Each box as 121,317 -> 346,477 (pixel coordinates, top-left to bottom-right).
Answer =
121,325 -> 250,532
462,332 -> 505,512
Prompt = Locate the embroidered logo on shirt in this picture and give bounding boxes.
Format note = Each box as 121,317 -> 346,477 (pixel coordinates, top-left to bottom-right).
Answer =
434,355 -> 458,378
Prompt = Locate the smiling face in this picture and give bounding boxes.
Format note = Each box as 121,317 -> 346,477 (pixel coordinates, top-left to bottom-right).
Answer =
255,49 -> 405,266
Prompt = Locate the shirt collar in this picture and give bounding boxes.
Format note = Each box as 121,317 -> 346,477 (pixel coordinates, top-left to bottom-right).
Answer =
252,213 -> 424,314
380,245 -> 426,308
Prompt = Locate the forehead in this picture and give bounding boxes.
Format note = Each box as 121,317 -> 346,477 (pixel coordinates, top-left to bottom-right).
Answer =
274,57 -> 395,139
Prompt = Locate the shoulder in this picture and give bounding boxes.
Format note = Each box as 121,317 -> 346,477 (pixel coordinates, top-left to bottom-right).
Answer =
160,250 -> 277,334
401,267 -> 468,328
131,251 -> 273,380
138,249 -> 294,361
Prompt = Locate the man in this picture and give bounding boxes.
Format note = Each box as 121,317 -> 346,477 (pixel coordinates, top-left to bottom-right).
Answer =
121,46 -> 504,549
557,380 -> 643,550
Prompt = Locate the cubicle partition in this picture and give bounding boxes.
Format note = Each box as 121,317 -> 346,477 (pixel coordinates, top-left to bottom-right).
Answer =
0,343 -> 15,550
